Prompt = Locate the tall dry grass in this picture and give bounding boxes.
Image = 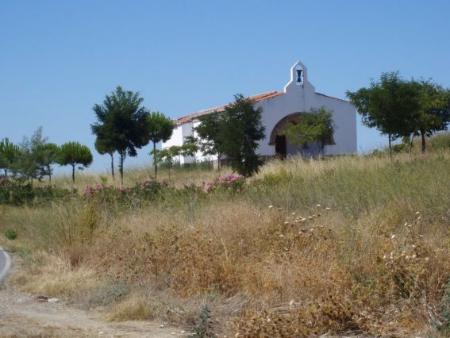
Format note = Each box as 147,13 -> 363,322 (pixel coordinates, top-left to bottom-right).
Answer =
1,150 -> 450,336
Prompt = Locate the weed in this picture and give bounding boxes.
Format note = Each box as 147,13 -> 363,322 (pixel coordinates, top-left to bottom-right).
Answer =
4,228 -> 17,240
190,305 -> 216,338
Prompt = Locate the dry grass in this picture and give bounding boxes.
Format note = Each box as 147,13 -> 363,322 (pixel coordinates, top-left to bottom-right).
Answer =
50,164 -> 226,191
1,150 -> 450,336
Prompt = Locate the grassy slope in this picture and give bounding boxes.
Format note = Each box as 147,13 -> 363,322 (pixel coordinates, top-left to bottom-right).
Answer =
1,150 -> 450,336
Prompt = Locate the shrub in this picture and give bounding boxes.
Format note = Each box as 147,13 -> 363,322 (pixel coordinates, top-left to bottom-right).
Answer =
440,278 -> 450,334
83,180 -> 167,205
190,305 -> 216,338
203,174 -> 245,193
0,178 -> 71,205
4,228 -> 17,240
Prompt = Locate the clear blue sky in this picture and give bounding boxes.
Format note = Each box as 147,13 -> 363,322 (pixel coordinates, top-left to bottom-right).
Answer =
1,0 -> 449,173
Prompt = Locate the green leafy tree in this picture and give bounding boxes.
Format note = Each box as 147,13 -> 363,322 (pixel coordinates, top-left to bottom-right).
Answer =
92,86 -> 150,185
153,145 -> 181,180
146,112 -> 174,179
35,143 -> 60,183
181,136 -> 199,158
220,94 -> 265,176
0,138 -> 20,176
58,142 -> 93,183
347,72 -> 420,154
410,80 -> 450,152
14,127 -> 48,181
194,113 -> 224,169
284,107 -> 334,154
94,138 -> 116,180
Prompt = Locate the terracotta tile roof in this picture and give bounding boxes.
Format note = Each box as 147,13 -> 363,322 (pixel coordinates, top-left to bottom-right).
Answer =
176,91 -> 283,125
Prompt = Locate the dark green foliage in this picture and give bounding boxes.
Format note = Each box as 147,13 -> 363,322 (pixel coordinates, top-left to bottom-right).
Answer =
92,86 -> 150,184
347,72 -> 420,152
152,146 -> 181,180
0,138 -> 20,177
347,72 -> 450,153
0,178 -> 71,205
35,142 -> 60,183
190,305 -> 216,338
14,127 -> 49,181
4,228 -> 17,240
220,94 -> 265,176
146,111 -> 174,179
201,94 -> 265,176
410,80 -> 450,152
58,142 -> 93,183
285,107 -> 334,152
94,137 -> 116,181
1,128 -> 60,182
195,113 -> 224,166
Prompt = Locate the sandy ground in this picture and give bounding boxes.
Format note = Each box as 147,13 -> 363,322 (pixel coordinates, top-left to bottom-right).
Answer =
0,260 -> 187,338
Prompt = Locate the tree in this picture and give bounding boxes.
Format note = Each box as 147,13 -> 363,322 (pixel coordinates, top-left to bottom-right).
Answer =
180,137 -> 199,158
410,80 -> 450,152
347,72 -> 420,154
153,145 -> 181,180
220,94 -> 265,176
94,138 -> 115,180
92,86 -> 150,185
0,138 -> 19,177
194,113 -> 224,170
58,142 -> 93,183
35,143 -> 60,183
284,107 -> 334,154
14,127 -> 48,181
146,112 -> 174,179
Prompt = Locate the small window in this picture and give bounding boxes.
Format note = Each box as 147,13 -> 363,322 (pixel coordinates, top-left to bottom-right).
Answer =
296,69 -> 303,84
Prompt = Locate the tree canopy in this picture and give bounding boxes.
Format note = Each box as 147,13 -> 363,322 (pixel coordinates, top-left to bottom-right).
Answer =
194,113 -> 224,167
58,142 -> 93,183
347,72 -> 450,153
35,142 -> 60,182
92,86 -> 149,184
410,80 -> 450,152
146,111 -> 174,179
284,108 -> 334,153
0,138 -> 20,176
219,94 -> 265,176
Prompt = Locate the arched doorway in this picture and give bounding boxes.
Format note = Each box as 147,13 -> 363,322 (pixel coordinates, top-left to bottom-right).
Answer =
274,135 -> 287,159
269,113 -> 303,159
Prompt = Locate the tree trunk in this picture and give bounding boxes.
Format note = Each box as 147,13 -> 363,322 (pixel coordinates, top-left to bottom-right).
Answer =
388,134 -> 392,159
409,134 -> 414,154
4,168 -> 7,177
110,153 -> 115,181
153,142 -> 158,180
71,164 -> 75,184
119,152 -> 125,186
420,130 -> 426,153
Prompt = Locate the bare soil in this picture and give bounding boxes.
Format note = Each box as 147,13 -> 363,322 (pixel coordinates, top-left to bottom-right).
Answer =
0,276 -> 187,338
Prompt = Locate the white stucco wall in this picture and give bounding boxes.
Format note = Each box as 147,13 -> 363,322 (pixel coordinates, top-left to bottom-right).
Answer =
163,61 -> 357,163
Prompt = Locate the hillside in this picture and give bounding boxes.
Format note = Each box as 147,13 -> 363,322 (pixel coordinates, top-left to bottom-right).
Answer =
1,147 -> 450,337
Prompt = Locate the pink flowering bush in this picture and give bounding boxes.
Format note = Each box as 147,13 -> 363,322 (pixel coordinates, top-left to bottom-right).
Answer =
83,180 -> 166,204
203,174 -> 245,193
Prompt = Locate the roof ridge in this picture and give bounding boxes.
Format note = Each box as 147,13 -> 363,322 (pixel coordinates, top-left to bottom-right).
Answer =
176,90 -> 283,125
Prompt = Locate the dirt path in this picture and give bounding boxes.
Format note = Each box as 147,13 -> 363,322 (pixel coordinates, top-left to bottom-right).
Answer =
0,263 -> 187,337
